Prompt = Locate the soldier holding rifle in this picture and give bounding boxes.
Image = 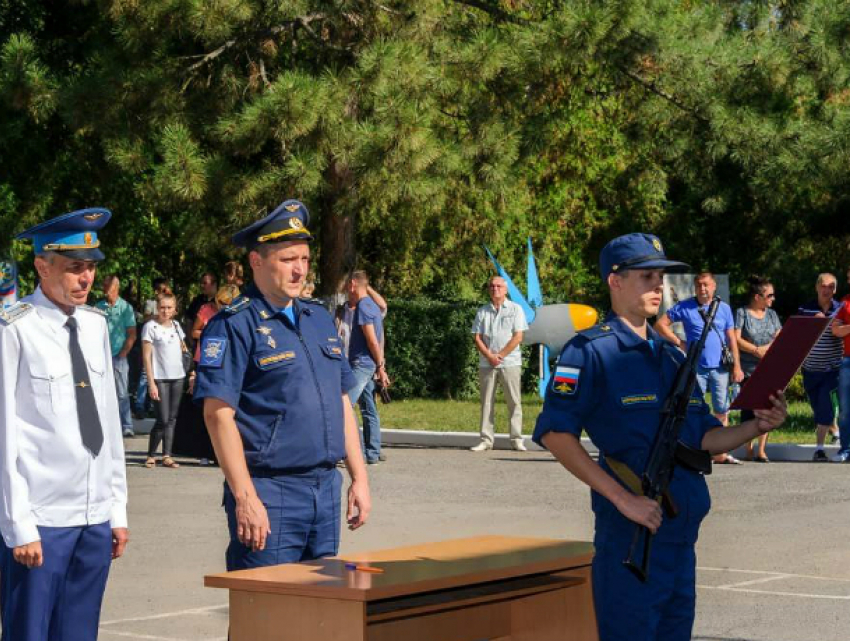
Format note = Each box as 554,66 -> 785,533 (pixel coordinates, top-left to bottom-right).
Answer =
533,233 -> 787,641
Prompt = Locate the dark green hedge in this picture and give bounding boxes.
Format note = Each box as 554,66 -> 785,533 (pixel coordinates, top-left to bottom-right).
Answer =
384,299 -> 539,400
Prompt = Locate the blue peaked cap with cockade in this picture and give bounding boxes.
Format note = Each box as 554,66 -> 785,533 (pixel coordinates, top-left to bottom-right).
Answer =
16,208 -> 112,262
232,199 -> 313,250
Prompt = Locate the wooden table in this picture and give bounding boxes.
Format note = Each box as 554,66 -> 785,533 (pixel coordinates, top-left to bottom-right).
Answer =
205,535 -> 597,641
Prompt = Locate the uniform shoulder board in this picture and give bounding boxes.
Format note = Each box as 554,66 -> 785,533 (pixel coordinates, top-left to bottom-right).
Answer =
224,295 -> 252,314
79,304 -> 107,317
0,302 -> 34,325
578,323 -> 615,341
299,297 -> 324,306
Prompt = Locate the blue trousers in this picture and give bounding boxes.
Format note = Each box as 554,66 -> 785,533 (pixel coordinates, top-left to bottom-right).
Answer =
838,358 -> 850,455
224,467 -> 342,570
593,540 -> 697,641
348,364 -> 382,463
0,523 -> 113,641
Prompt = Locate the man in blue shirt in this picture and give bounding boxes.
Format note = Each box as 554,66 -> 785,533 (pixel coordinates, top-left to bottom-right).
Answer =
95,274 -> 137,437
656,272 -> 745,464
346,271 -> 389,465
194,200 -> 370,570
534,233 -> 787,641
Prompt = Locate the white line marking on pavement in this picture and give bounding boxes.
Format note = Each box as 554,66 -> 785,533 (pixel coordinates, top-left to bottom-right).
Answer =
698,566 -> 850,583
100,604 -> 228,626
714,574 -> 792,589
697,585 -> 850,600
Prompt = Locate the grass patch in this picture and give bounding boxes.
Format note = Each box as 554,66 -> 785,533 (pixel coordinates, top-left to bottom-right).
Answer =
376,395 -> 823,444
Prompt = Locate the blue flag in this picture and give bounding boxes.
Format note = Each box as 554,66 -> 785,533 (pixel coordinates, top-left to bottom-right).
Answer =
526,238 -> 542,310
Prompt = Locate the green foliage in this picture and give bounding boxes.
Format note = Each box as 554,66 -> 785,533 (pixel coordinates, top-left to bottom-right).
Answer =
1,0 -> 849,317
384,298 -> 538,400
784,371 -> 807,404
384,299 -> 481,400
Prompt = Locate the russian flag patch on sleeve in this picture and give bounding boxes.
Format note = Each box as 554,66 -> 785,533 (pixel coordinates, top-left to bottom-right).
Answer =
553,365 -> 580,395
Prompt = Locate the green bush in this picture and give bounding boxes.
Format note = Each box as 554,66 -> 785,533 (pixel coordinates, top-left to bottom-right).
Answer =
784,372 -> 807,403
384,299 -> 539,400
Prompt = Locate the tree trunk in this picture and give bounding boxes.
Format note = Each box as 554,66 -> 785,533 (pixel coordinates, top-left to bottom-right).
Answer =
318,159 -> 356,297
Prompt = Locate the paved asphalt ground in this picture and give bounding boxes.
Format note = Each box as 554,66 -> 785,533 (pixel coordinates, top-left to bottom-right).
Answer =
94,440 -> 850,641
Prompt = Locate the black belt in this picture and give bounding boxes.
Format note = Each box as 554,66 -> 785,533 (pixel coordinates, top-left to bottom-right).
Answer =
248,463 -> 336,478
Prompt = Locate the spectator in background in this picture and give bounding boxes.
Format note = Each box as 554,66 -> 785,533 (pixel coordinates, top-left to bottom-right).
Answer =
470,275 -> 529,452
184,272 -> 218,343
735,276 -> 782,462
223,260 -> 244,288
96,275 -> 138,437
831,267 -> 850,463
134,278 -> 170,418
173,284 -> 240,465
301,278 -> 316,299
798,273 -> 843,462
335,276 -> 387,358
141,291 -> 187,469
346,271 -> 389,465
656,272 -> 745,464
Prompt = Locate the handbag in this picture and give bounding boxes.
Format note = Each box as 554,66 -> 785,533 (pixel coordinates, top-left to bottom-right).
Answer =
173,323 -> 193,374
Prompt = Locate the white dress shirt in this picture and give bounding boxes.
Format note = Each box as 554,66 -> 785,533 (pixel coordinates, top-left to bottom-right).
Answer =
471,299 -> 529,369
0,287 -> 128,548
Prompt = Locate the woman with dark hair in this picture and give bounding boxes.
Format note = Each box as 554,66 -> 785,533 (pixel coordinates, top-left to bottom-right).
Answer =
735,276 -> 782,462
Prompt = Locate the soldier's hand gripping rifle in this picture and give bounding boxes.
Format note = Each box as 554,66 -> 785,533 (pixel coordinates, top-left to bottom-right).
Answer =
621,296 -> 720,582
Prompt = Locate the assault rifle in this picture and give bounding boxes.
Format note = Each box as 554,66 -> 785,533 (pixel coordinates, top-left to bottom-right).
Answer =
621,296 -> 719,582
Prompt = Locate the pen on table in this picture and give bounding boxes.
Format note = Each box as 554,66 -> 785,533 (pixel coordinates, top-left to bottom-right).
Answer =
344,563 -> 384,574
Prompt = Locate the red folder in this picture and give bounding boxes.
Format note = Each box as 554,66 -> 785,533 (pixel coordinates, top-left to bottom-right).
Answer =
730,315 -> 833,411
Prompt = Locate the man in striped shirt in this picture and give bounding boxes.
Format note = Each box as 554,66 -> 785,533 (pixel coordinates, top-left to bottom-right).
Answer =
798,273 -> 844,461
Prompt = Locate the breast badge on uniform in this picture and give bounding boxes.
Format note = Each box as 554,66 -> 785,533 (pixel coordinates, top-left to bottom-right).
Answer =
200,337 -> 228,367
256,326 -> 276,348
552,365 -> 580,395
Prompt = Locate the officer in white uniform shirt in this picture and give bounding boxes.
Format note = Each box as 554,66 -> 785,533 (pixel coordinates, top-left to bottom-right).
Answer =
0,208 -> 129,641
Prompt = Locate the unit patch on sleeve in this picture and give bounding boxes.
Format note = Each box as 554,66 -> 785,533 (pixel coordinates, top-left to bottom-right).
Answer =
552,365 -> 580,395
200,337 -> 228,367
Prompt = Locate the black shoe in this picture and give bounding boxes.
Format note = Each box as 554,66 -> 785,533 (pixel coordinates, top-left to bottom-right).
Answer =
813,449 -> 828,462
378,453 -> 387,462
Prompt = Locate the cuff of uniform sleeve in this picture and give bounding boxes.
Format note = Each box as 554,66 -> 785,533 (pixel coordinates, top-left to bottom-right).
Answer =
531,419 -> 582,448
193,386 -> 239,410
3,519 -> 40,548
110,504 -> 128,530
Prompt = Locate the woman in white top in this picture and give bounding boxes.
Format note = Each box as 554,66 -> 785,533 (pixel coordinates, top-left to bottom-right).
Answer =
141,292 -> 187,468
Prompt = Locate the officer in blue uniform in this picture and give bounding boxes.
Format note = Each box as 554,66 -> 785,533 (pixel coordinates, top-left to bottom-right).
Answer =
533,233 -> 787,641
194,200 -> 370,570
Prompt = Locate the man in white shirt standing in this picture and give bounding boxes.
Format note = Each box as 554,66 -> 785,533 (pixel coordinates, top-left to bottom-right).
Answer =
470,275 -> 529,452
0,208 -> 129,641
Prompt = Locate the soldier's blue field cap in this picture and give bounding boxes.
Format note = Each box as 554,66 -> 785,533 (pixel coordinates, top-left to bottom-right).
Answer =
232,199 -> 313,250
16,207 -> 112,261
599,233 -> 690,280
